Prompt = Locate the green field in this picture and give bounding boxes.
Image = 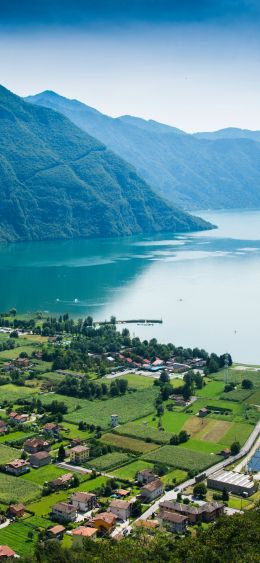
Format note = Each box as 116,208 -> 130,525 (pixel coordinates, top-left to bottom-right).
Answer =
42,388 -> 158,428
27,475 -> 107,516
0,522 -> 37,557
220,422 -> 253,446
0,430 -> 34,445
0,443 -> 21,463
116,374 -> 155,389
180,438 -> 224,454
220,389 -> 254,402
86,451 -> 131,471
161,469 -> 187,485
0,383 -> 38,403
138,411 -> 190,434
143,445 -> 220,472
245,390 -> 260,406
0,473 -> 41,504
114,422 -> 173,444
22,464 -> 68,486
0,345 -> 37,360
60,422 -> 92,440
197,380 -> 225,398
101,432 -> 158,453
113,460 -> 154,481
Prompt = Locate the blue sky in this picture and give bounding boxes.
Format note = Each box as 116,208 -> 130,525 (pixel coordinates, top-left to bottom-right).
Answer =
0,1 -> 260,131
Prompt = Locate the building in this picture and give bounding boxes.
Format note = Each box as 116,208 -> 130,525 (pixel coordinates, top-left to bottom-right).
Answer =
207,470 -> 257,497
50,473 -> 74,490
70,492 -> 97,513
198,408 -> 209,418
43,422 -> 61,436
51,502 -> 77,523
47,525 -> 66,541
15,357 -> 30,368
115,489 -> 130,498
137,469 -> 156,485
0,545 -> 17,559
8,503 -> 25,519
109,499 -> 131,521
158,511 -> 188,533
29,451 -> 52,468
72,527 -> 97,545
70,445 -> 90,464
91,512 -> 117,534
9,412 -> 28,424
219,448 -> 231,458
24,438 -> 50,454
111,414 -> 119,428
140,478 -> 164,502
134,519 -> 159,532
70,437 -> 85,448
0,421 -> 7,435
159,501 -> 224,524
5,459 -> 30,476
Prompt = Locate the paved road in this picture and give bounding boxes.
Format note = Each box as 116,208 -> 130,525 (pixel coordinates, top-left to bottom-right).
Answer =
57,462 -> 115,479
137,420 -> 260,522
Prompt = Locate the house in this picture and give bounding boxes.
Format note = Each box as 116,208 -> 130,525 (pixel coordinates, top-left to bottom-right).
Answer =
137,469 -> 156,485
109,499 -> 131,521
91,512 -> 117,534
29,451 -> 52,468
140,478 -> 164,502
15,357 -> 30,368
72,527 -> 97,545
158,511 -> 188,533
0,421 -> 7,435
24,438 -> 50,454
70,437 -> 85,448
115,489 -> 130,498
50,473 -> 74,490
70,492 -> 97,513
159,501 -> 224,524
5,459 -> 30,476
47,525 -> 66,541
134,519 -> 159,531
152,358 -> 164,367
8,503 -> 25,518
198,408 -> 209,418
0,546 -> 17,559
51,502 -> 77,523
43,422 -> 61,436
70,445 -> 90,464
9,412 -> 28,424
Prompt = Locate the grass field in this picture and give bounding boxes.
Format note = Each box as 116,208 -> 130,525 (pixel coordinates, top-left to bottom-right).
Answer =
0,430 -> 34,445
113,460 -> 154,481
0,383 -> 38,403
180,438 -> 224,454
60,422 -> 92,440
114,422 -> 173,444
220,422 -> 253,446
0,443 -> 21,463
143,445 -> 220,472
138,411 -> 190,434
0,473 -> 41,504
220,389 -> 254,402
197,380 -> 225,398
101,432 -> 158,453
245,390 -> 260,406
0,522 -> 37,557
161,469 -> 187,485
116,374 -> 155,389
194,419 -> 231,442
27,475 -> 107,516
86,451 -> 131,471
42,388 -> 158,428
0,345 -> 37,360
22,464 -> 68,486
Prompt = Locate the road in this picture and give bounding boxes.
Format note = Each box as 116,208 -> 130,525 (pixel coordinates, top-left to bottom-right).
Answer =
136,419 -> 260,522
57,462 -> 115,479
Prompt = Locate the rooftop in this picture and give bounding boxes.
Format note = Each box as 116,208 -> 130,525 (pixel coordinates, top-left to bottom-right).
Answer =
142,478 -> 163,492
109,499 -> 131,509
71,492 -> 96,502
70,445 -> 89,454
160,511 -> 188,523
93,512 -> 116,524
209,469 -> 255,489
48,525 -> 65,535
0,545 -> 16,557
52,502 -> 76,514
30,451 -> 50,460
72,527 -> 97,537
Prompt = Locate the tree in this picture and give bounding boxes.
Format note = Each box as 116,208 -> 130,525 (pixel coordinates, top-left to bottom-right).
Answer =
182,383 -> 191,401
230,441 -> 241,455
193,482 -> 207,498
9,308 -> 17,317
131,500 -> 142,518
159,370 -> 170,385
57,444 -> 66,462
242,379 -> 253,390
222,487 -> 229,501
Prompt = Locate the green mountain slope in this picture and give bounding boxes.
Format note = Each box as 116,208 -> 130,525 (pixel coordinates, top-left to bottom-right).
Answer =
26,91 -> 260,210
0,86 -> 211,242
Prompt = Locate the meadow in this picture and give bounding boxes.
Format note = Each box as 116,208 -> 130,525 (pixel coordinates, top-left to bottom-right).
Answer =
143,445 -> 220,472
0,383 -> 38,403
101,432 -> 158,453
22,464 -> 69,486
86,451 -> 131,471
0,522 -> 37,557
114,422 -> 173,444
0,473 -> 41,504
113,460 -> 154,481
0,443 -> 21,464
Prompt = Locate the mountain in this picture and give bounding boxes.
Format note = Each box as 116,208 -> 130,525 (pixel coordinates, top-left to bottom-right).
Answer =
26,91 -> 260,210
194,128 -> 260,142
0,86 -> 211,243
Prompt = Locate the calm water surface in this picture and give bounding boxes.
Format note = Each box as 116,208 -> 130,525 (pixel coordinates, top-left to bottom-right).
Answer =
0,209 -> 260,364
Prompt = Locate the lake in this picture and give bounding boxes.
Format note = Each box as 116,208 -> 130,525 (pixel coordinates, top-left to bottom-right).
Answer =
0,209 -> 260,364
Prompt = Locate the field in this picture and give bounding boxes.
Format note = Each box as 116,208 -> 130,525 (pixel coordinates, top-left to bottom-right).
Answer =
161,469 -> 187,485
86,451 -> 131,471
219,422 -> 253,446
220,389 -> 254,402
115,374 -> 155,389
143,445 -> 220,472
0,522 -> 37,557
0,430 -> 34,445
194,419 -> 231,442
22,464 -> 69,486
0,473 -> 41,504
101,432 -> 158,453
138,411 -> 190,434
114,422 -> 173,444
180,438 -> 224,454
0,383 -> 38,403
113,460 -> 154,481
0,345 -> 37,360
42,388 -> 158,428
197,380 -> 225,398
245,390 -> 260,406
27,475 -> 107,516
0,443 -> 21,463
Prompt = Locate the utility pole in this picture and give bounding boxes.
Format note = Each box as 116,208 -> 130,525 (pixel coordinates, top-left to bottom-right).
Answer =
224,353 -> 229,385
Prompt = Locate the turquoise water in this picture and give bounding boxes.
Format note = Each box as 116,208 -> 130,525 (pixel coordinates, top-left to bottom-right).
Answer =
0,209 -> 260,364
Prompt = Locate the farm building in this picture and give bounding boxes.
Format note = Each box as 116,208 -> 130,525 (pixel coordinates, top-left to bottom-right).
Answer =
207,469 -> 257,497
8,503 -> 25,518
47,525 -> 65,540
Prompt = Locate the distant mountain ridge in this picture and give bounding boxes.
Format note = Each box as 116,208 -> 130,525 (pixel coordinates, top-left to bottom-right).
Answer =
26,91 -> 260,210
0,85 -> 211,243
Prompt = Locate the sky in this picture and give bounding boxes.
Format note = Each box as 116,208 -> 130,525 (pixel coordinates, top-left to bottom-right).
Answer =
0,1 -> 260,131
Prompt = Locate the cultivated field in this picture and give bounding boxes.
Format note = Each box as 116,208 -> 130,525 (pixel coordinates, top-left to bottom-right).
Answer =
114,422 -> 173,444
22,464 -> 69,486
143,445 -> 220,472
0,443 -> 21,464
0,522 -> 37,557
113,460 -> 154,480
195,419 -> 231,442
0,473 -> 41,504
86,451 -> 131,471
101,432 -> 158,453
0,383 -> 38,403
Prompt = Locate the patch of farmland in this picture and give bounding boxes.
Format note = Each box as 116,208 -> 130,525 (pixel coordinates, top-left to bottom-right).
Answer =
161,469 -> 187,485
85,451 -> 131,471
195,420 -> 232,442
138,411 -> 190,434
0,383 -> 37,403
22,464 -> 69,486
183,416 -> 211,437
0,443 -> 21,464
220,422 -> 253,446
245,390 -> 260,406
143,445 -> 220,472
44,388 -> 158,428
101,432 -> 158,453
181,438 -> 225,454
114,422 -> 173,444
220,389 -> 254,402
0,522 -> 37,557
113,460 -> 154,480
197,380 -> 225,398
0,473 -> 41,504
0,345 -> 36,360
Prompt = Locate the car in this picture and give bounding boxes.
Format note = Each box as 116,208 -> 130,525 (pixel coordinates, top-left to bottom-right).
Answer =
174,487 -> 179,491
